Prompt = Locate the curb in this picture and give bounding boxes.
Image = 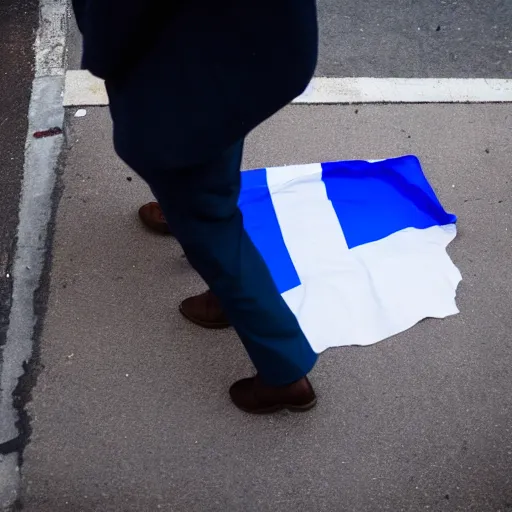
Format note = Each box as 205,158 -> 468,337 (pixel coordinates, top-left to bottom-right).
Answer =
0,0 -> 67,508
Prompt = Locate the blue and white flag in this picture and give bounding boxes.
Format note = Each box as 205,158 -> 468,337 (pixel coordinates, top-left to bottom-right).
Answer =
239,155 -> 462,353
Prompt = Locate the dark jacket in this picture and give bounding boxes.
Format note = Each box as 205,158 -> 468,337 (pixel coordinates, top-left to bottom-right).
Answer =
73,0 -> 318,170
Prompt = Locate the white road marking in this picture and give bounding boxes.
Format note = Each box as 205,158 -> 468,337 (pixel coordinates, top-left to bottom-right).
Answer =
63,71 -> 512,106
293,77 -> 512,104
64,70 -> 109,106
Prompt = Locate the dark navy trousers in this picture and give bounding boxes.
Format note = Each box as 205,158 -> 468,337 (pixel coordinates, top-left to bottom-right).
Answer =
137,139 -> 317,386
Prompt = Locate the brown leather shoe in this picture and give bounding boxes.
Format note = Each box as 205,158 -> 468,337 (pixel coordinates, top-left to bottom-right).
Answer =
138,202 -> 172,235
229,375 -> 317,414
179,290 -> 231,329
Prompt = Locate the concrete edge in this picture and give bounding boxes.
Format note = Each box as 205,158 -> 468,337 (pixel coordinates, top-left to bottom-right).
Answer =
0,0 -> 67,508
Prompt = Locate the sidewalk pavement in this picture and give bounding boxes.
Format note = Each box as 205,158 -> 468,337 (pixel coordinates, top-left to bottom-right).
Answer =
21,104 -> 512,511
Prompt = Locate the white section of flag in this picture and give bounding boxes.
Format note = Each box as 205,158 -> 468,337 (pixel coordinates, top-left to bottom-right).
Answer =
282,224 -> 460,352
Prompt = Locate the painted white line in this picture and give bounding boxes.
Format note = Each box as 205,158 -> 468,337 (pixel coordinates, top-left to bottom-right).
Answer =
63,70 -> 108,106
293,77 -> 512,103
0,0 -> 66,508
63,72 -> 512,106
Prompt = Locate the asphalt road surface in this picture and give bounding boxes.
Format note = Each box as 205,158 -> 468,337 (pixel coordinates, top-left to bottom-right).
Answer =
317,0 -> 512,77
66,0 -> 512,78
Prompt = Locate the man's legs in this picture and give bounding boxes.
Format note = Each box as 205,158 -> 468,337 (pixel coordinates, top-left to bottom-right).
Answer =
137,139 -> 317,392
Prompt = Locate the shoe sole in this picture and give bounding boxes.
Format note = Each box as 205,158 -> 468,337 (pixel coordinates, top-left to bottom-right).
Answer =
138,212 -> 173,235
139,221 -> 172,236
179,304 -> 231,330
236,397 -> 318,415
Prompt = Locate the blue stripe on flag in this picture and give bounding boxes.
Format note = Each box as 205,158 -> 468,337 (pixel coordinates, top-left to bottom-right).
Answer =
239,168 -> 301,294
322,156 -> 457,249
